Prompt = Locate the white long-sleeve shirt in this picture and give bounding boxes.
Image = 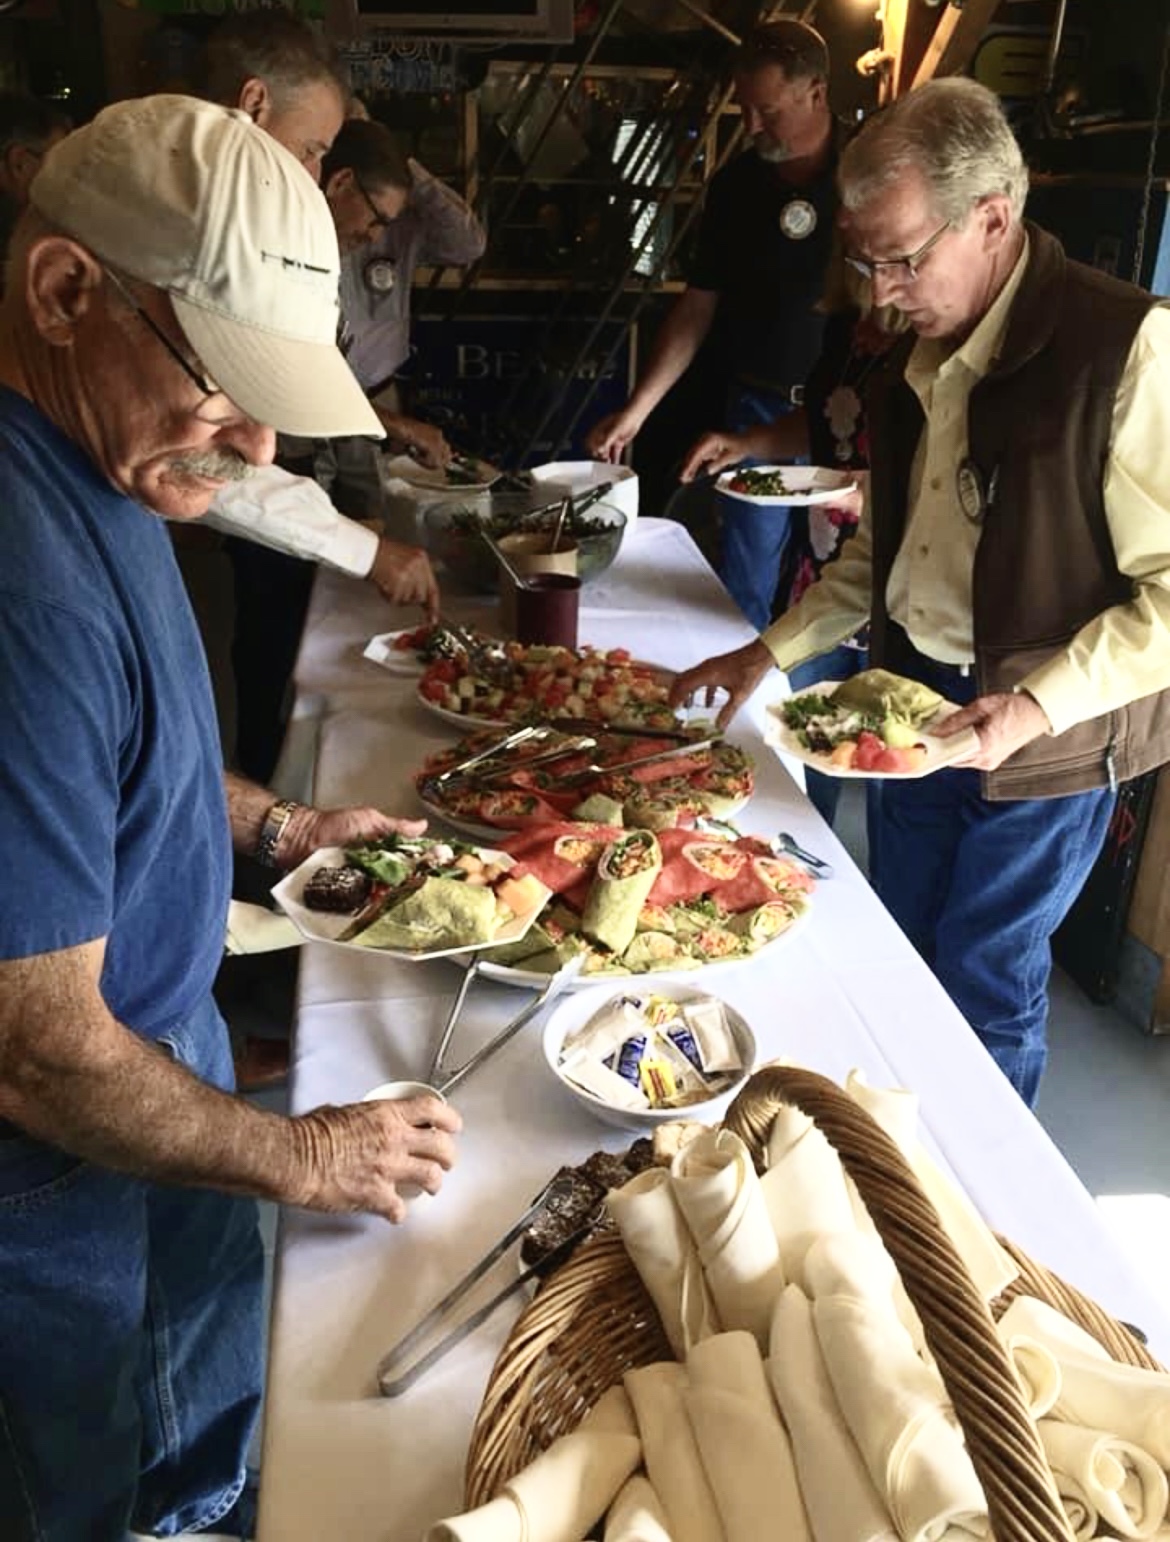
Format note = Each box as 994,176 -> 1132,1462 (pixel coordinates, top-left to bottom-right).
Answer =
205,464 -> 379,578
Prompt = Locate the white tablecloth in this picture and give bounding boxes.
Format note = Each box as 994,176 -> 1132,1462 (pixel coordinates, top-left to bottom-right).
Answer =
257,519 -> 1170,1542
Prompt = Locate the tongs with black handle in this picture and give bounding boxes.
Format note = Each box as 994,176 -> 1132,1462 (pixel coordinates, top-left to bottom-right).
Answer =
375,1172 -> 604,1397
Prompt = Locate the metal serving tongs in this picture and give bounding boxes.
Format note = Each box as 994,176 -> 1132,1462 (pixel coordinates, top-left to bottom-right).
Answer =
428,724 -> 547,787
426,953 -> 586,1093
376,1172 -> 605,1397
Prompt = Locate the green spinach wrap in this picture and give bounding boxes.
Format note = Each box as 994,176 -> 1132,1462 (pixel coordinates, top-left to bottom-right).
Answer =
351,876 -> 497,951
580,829 -> 663,955
728,900 -> 797,949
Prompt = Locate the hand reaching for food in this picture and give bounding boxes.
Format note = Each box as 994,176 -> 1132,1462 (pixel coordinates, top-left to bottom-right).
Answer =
290,1097 -> 463,1224
670,640 -> 776,731
369,538 -> 440,620
679,429 -> 756,483
586,408 -> 642,464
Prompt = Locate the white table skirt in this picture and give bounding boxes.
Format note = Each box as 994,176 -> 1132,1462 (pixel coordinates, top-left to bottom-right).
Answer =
257,519 -> 1170,1542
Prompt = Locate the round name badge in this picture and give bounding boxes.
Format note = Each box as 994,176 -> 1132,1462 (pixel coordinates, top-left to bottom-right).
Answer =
956,459 -> 987,523
364,258 -> 396,293
779,199 -> 817,240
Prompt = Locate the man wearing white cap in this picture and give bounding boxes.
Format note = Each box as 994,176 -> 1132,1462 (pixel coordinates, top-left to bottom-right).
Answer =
0,96 -> 461,1538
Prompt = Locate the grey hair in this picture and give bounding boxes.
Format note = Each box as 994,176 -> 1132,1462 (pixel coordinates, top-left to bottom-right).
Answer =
840,78 -> 1028,226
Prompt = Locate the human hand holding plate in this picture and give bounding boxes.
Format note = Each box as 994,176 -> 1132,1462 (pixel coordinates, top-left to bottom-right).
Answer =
930,690 -> 1052,771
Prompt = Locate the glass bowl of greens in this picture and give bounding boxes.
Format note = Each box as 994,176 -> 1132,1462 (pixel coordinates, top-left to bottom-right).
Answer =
422,494 -> 627,594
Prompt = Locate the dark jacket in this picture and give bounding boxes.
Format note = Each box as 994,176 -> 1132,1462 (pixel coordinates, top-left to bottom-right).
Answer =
866,221 -> 1170,800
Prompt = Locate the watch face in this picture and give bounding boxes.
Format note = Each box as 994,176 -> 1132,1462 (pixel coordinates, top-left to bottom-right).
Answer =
779,199 -> 817,240
365,259 -> 396,293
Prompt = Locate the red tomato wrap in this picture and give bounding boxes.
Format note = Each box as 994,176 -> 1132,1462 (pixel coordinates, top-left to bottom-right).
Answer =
499,823 -> 621,894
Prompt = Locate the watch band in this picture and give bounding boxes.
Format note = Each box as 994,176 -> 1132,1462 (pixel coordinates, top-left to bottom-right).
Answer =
256,798 -> 302,869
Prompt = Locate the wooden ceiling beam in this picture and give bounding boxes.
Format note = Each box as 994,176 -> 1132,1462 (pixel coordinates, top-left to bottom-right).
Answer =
910,0 -> 1005,90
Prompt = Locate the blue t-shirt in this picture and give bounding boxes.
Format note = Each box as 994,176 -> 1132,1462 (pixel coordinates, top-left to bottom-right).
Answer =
0,388 -> 231,1039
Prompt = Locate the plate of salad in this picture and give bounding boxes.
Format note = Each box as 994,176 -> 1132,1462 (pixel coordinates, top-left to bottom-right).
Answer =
270,835 -> 551,959
715,465 -> 858,506
415,643 -> 685,733
764,669 -> 980,779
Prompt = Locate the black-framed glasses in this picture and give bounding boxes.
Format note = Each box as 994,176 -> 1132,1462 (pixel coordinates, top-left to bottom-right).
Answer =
845,220 -> 952,283
352,168 -> 392,234
103,266 -> 221,402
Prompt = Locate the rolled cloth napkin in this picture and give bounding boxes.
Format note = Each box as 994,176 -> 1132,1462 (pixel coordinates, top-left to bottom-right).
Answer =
624,1362 -> 725,1542
1046,1467 -> 1097,1542
993,1307 -> 1063,1418
608,1167 -> 721,1358
604,1474 -> 676,1542
997,1296 -> 1170,1466
760,1103 -> 858,1291
844,1072 -> 1017,1304
424,1385 -> 641,1542
1037,1419 -> 1168,1539
769,1284 -> 899,1542
806,1233 -> 989,1542
670,1130 -> 786,1349
683,1330 -> 811,1542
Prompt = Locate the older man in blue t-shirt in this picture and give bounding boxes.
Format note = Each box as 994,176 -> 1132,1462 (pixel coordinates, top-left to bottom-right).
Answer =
0,97 -> 462,1538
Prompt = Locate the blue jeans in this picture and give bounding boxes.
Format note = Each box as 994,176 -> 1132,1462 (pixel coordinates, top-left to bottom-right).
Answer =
0,998 -> 264,1540
869,652 -> 1115,1107
717,386 -> 799,631
788,643 -> 868,826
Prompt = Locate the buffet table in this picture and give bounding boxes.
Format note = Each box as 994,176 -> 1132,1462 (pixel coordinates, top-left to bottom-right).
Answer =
257,518 -> 1170,1541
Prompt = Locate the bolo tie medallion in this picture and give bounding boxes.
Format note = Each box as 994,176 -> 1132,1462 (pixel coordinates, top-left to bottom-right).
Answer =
364,258 -> 397,293
779,198 -> 817,240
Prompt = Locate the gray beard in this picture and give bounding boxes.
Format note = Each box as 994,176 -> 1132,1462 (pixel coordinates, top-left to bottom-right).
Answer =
755,137 -> 793,164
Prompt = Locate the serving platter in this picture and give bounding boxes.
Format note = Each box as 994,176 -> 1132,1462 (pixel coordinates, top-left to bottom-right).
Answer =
715,465 -> 858,507
472,906 -> 808,990
271,845 -> 552,960
764,682 -> 981,780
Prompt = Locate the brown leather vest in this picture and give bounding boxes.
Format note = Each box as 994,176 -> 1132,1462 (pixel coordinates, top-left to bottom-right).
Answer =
866,222 -> 1170,800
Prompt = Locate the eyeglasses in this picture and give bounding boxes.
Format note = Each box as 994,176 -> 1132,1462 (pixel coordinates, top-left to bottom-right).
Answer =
103,267 -> 241,424
845,220 -> 952,283
352,169 -> 392,235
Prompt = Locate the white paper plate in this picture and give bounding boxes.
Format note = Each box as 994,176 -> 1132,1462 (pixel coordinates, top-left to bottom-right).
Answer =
270,846 -> 552,960
764,682 -> 981,780
469,902 -> 808,991
363,629 -> 429,677
380,453 -> 499,494
715,465 -> 858,507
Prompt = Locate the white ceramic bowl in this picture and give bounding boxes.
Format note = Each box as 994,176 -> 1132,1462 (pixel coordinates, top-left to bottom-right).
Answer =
528,460 -> 639,526
541,984 -> 756,1132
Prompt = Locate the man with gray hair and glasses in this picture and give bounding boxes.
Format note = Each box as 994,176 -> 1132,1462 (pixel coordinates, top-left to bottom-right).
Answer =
0,97 -> 461,1538
674,77 -> 1170,1107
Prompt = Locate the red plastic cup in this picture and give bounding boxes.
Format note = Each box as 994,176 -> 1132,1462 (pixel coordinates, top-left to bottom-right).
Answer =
514,573 -> 581,649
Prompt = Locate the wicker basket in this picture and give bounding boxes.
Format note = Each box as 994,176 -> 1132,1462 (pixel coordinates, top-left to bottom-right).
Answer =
465,1066 -> 1163,1540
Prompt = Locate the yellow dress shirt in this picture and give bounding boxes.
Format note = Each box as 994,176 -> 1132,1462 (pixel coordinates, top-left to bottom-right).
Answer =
761,242 -> 1170,738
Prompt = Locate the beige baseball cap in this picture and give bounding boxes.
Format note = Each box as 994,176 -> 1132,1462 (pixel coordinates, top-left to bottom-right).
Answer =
29,94 -> 383,440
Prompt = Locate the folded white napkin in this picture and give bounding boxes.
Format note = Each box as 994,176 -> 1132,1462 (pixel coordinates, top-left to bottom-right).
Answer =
604,1474 -> 675,1542
624,1362 -> 725,1542
683,1331 -> 811,1542
844,1072 -> 1017,1305
224,900 -> 302,955
425,1385 -> 641,1542
608,1168 -> 721,1358
806,1233 -> 989,1542
670,1130 -> 786,1349
769,1285 -> 899,1542
761,1104 -> 858,1291
997,1297 -> 1170,1467
1037,1419 -> 1168,1540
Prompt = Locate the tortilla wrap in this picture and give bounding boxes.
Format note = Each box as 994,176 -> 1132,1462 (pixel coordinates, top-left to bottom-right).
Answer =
621,931 -> 699,971
831,668 -> 943,726
351,876 -> 498,951
581,830 -> 663,955
728,900 -> 798,947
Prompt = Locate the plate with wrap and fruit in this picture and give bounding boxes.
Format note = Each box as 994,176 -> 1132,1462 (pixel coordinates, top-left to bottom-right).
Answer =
765,668 -> 981,780
271,835 -> 551,959
466,823 -> 814,986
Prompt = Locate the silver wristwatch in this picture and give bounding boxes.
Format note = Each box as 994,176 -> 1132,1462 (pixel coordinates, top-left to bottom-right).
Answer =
255,798 -> 302,869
